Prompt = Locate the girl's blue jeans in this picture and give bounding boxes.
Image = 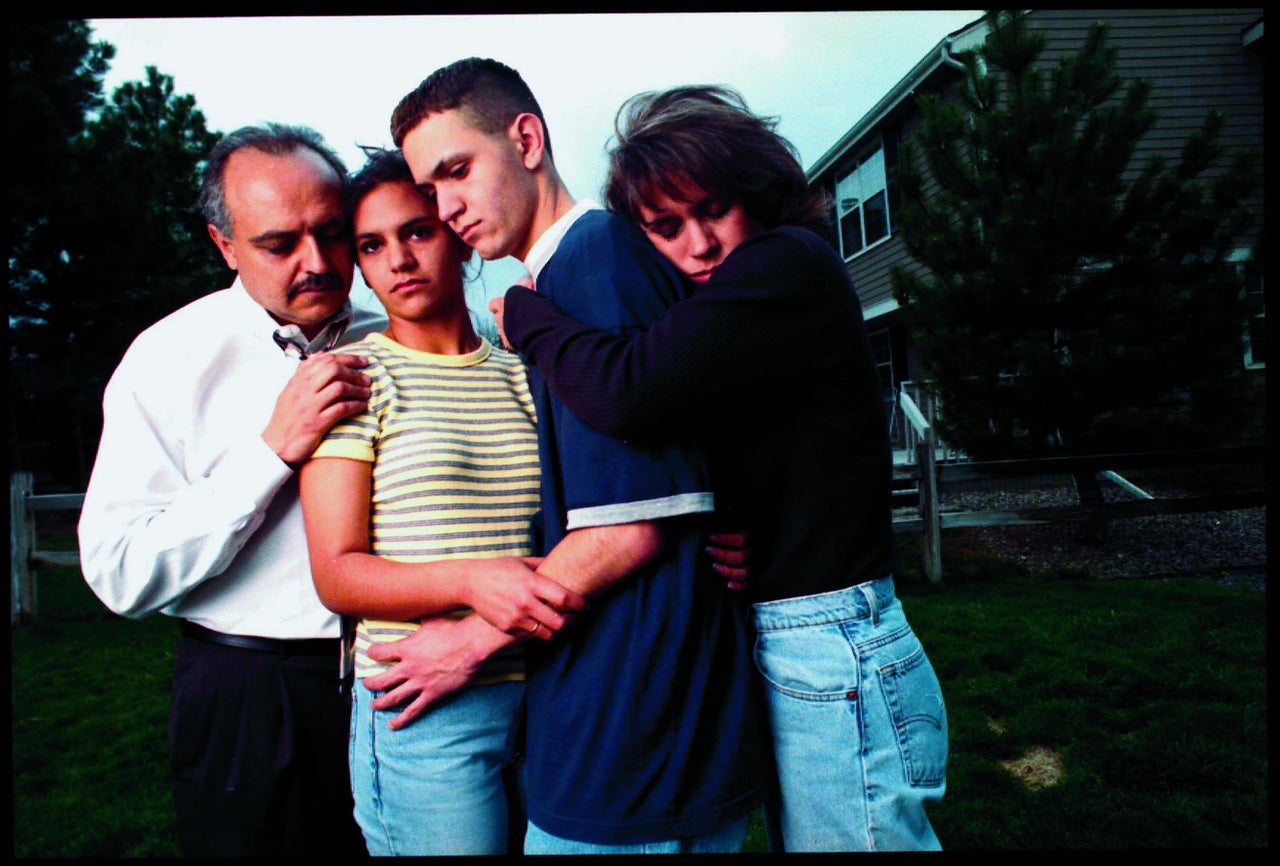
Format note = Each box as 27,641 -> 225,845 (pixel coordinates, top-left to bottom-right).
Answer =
752,577 -> 948,851
349,678 -> 524,856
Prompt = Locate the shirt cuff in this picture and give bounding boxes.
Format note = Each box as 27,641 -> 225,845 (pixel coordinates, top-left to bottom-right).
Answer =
311,438 -> 375,462
503,285 -> 542,347
565,492 -> 714,531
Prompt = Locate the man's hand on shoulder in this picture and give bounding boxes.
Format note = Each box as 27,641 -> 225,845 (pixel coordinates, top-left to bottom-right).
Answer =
262,352 -> 372,467
487,297 -> 510,350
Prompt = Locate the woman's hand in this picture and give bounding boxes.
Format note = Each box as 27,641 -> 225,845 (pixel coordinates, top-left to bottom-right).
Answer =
706,532 -> 749,592
490,275 -> 535,350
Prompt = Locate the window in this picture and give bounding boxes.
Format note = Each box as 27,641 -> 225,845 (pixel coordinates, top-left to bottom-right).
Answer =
1063,252 -> 1263,371
867,325 -> 898,439
1239,255 -> 1265,369
834,137 -> 891,260
867,325 -> 895,393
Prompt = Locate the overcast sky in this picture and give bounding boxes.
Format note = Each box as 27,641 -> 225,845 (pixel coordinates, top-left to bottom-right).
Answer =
88,11 -> 982,306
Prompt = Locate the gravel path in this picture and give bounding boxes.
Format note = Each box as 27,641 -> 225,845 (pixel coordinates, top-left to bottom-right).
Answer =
931,474 -> 1267,591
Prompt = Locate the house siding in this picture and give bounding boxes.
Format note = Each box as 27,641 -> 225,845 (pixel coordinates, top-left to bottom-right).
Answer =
1025,8 -> 1264,225
842,73 -> 968,318
808,8 -> 1264,423
817,9 -> 1263,297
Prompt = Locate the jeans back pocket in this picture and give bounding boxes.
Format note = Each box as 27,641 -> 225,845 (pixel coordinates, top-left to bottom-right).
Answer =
878,645 -> 948,787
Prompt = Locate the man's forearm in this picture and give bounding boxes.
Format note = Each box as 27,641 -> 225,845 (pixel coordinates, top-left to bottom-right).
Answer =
364,520 -> 666,729
535,521 -> 665,598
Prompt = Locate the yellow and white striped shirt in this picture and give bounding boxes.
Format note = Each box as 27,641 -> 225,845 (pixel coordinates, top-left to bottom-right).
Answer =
312,333 -> 540,680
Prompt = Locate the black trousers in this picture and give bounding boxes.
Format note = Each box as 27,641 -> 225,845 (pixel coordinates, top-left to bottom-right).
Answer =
169,628 -> 367,857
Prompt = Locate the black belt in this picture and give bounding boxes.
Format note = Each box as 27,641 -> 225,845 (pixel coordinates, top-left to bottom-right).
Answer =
181,620 -> 338,656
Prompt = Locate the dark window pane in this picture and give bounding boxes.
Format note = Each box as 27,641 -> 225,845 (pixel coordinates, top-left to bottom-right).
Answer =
864,190 -> 889,244
1248,315 -> 1265,365
840,208 -> 863,256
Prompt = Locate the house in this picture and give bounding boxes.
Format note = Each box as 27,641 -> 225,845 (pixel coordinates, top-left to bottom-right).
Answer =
806,9 -> 1265,447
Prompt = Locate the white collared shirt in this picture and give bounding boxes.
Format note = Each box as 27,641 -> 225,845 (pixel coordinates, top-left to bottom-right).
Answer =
77,278 -> 387,638
522,199 -> 602,281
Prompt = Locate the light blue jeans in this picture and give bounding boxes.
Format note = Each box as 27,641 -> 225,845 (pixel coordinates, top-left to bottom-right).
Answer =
524,813 -> 747,855
349,678 -> 524,856
752,577 -> 948,852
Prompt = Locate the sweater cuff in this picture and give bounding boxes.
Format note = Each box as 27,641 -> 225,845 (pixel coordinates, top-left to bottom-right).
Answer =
503,285 -> 545,351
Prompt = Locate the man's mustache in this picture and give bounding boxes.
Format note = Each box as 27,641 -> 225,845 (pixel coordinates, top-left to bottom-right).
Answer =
289,273 -> 344,297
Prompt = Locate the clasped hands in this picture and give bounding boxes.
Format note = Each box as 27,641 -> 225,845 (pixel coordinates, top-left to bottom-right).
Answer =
361,555 -> 576,730
364,533 -> 750,730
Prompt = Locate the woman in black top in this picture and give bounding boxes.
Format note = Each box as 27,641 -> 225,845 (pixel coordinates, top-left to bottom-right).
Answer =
496,85 -> 948,852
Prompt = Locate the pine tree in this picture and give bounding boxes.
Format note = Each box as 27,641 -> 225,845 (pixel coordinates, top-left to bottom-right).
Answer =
890,10 -> 1259,465
9,22 -> 224,487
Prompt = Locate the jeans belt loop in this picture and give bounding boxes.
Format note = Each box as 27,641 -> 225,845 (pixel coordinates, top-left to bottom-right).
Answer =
857,581 -> 881,627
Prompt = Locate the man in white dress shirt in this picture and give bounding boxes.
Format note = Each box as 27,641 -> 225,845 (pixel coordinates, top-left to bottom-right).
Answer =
78,123 -> 384,857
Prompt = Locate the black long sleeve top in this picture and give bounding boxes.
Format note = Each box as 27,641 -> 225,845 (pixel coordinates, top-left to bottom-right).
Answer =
504,225 -> 895,602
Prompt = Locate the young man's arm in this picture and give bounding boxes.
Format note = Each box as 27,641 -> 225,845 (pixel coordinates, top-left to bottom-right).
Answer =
363,520 -> 663,730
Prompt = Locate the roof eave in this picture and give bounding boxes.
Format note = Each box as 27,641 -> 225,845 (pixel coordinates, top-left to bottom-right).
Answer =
806,14 -> 988,182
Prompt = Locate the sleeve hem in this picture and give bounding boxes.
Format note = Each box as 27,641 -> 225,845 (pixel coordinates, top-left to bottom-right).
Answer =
565,492 -> 714,530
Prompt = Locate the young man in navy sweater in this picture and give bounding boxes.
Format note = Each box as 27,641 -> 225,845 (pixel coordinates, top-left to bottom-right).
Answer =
358,58 -> 761,854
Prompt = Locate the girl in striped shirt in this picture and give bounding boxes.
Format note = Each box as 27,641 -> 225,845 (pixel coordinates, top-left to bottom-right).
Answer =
299,148 -> 583,856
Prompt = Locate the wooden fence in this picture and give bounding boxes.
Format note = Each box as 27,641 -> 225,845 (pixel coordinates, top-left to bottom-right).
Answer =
11,431 -> 1269,621
11,472 -> 83,624
891,390 -> 1267,583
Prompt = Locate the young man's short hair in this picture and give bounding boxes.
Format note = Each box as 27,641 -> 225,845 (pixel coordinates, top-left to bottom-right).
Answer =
390,57 -> 553,159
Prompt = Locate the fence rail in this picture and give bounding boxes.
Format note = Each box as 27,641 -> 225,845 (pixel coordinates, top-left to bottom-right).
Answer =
11,435 -> 1269,621
11,472 -> 84,624
889,392 -> 1266,582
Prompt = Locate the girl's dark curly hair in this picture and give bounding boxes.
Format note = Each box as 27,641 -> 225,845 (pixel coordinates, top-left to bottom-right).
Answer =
344,146 -> 414,224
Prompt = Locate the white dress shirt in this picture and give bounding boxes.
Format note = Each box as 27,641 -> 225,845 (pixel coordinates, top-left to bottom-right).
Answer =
78,278 -> 386,639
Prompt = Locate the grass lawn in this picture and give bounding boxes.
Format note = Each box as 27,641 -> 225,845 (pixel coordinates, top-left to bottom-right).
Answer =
11,533 -> 1267,855
901,539 -> 1267,849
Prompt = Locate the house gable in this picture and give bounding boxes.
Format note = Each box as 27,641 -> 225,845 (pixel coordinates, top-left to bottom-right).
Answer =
808,9 -> 1264,329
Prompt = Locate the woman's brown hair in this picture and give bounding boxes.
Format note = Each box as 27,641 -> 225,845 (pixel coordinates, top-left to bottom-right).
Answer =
604,85 -> 830,236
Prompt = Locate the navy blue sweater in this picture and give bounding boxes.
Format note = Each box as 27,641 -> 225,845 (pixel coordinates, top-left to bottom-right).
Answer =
518,209 -> 762,844
505,225 -> 895,603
